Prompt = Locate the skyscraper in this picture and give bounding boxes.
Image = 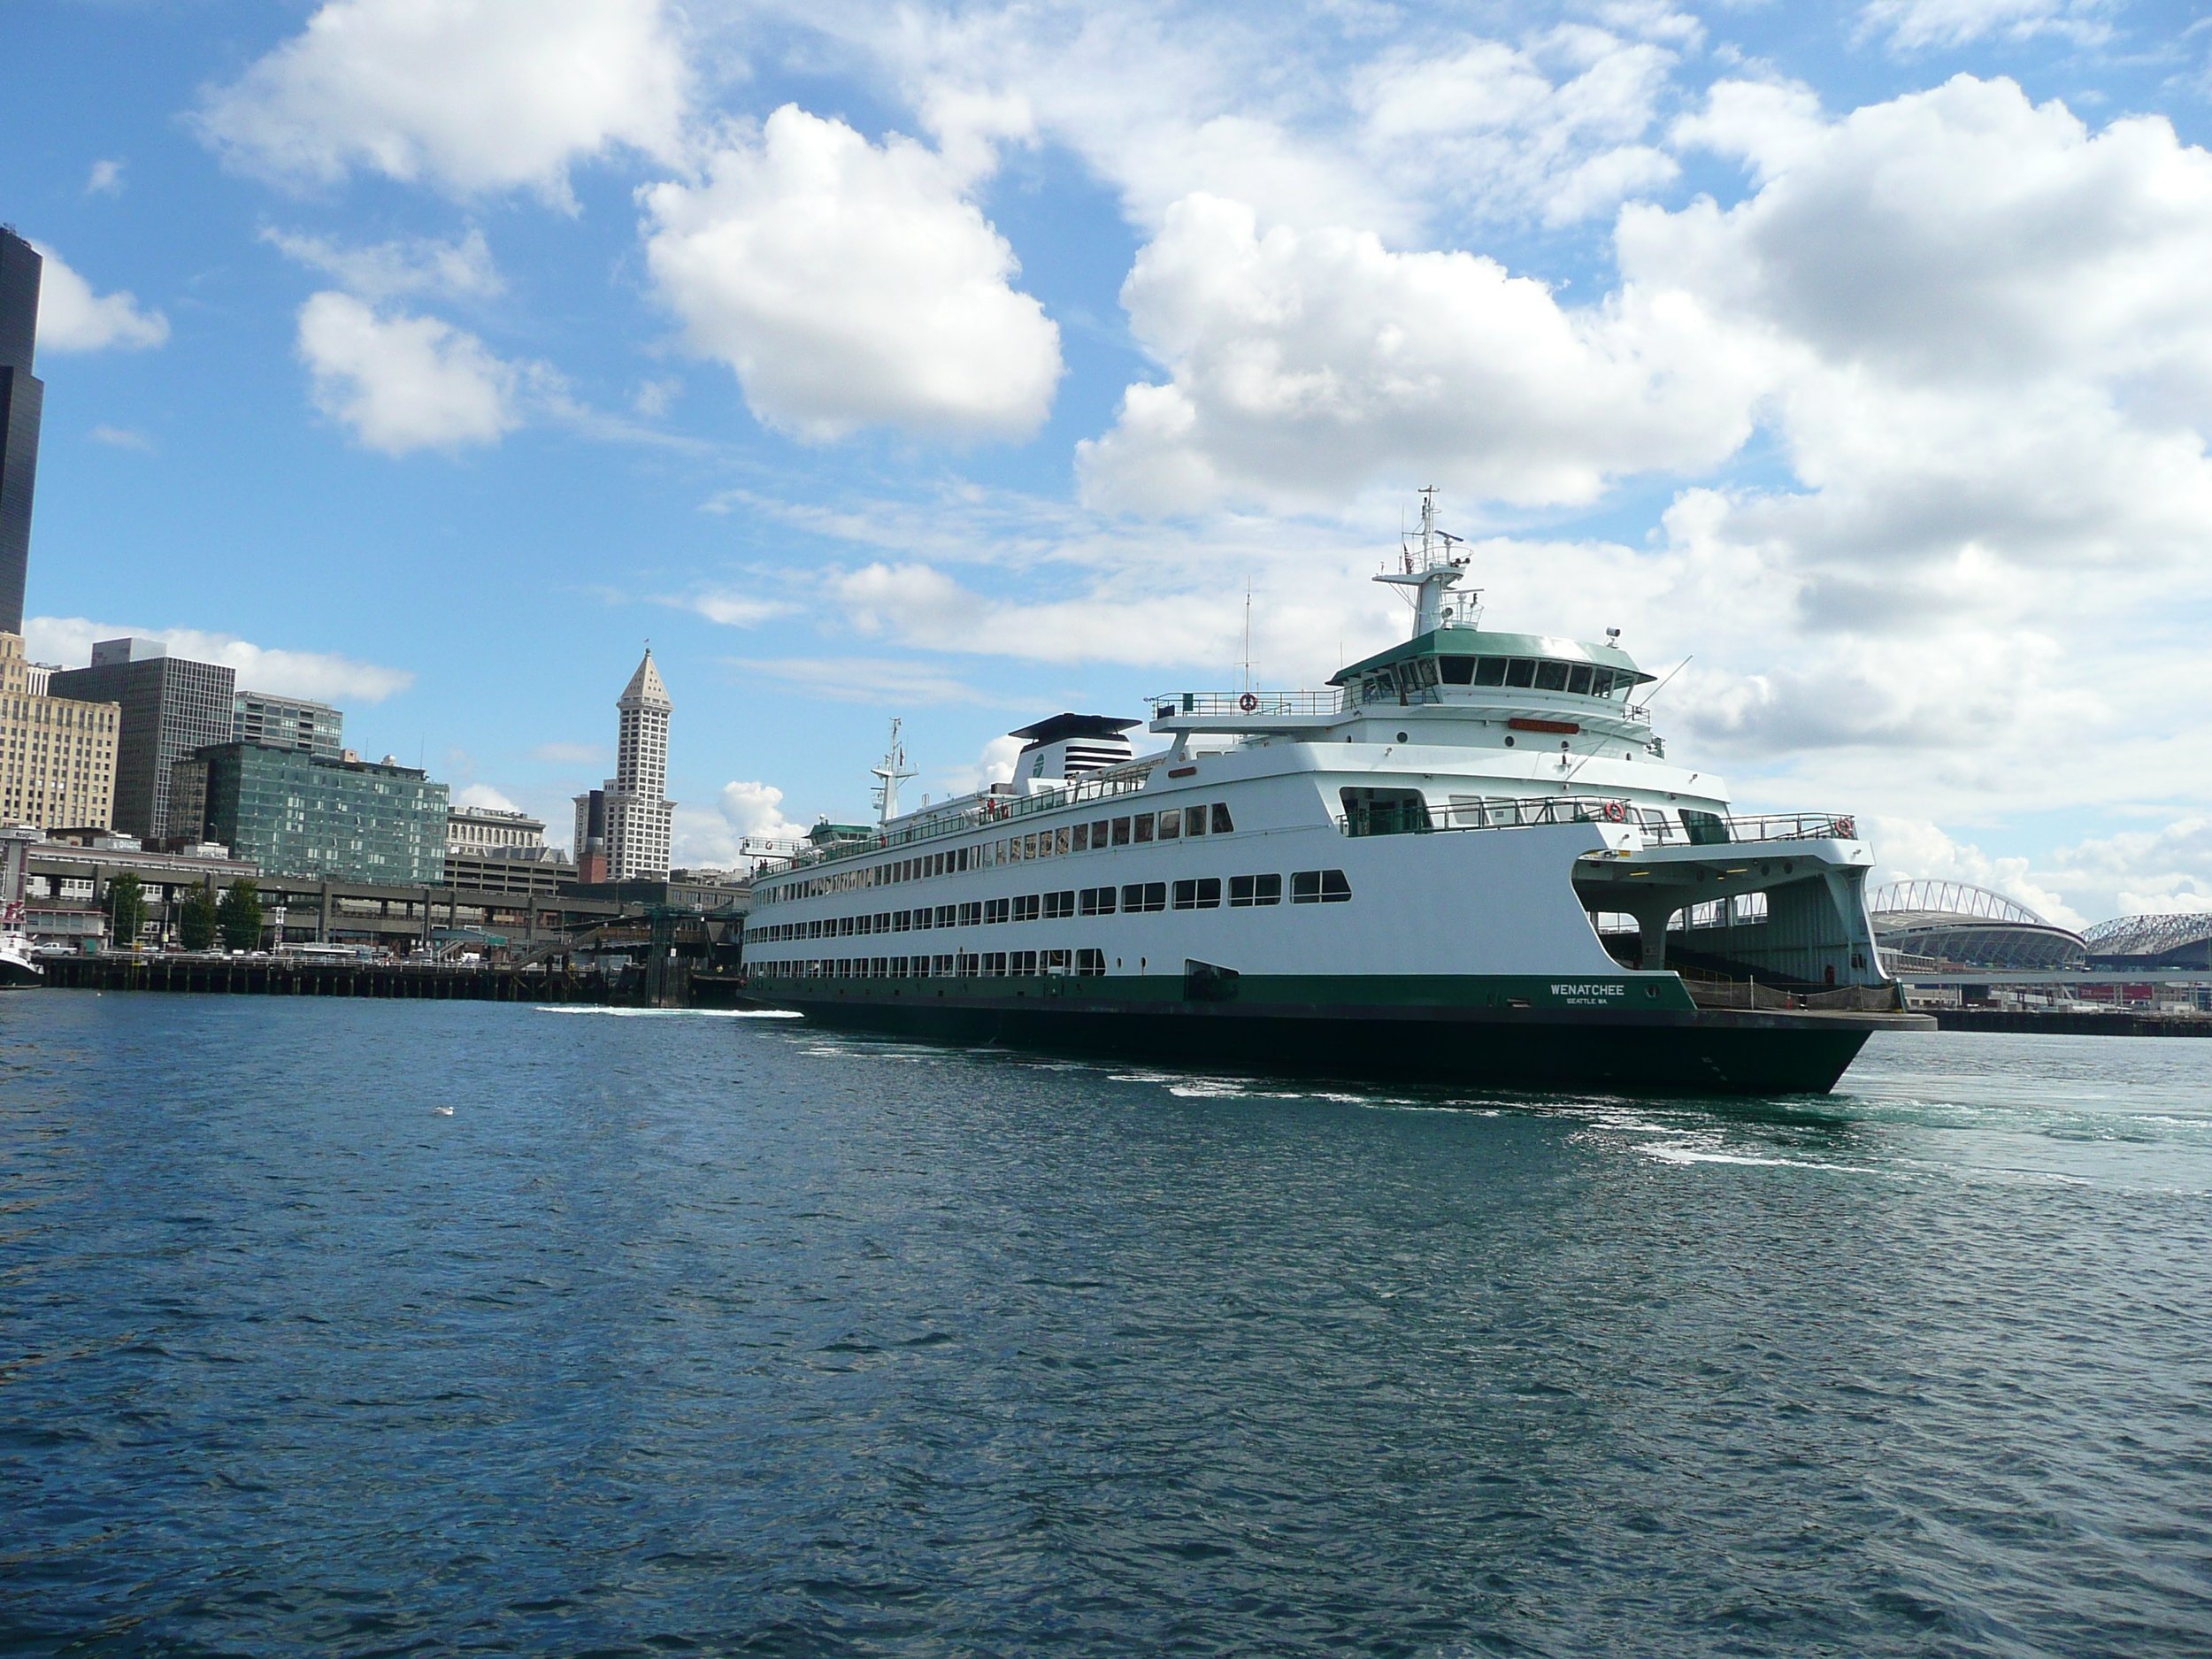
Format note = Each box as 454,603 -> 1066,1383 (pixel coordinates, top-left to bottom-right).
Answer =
0,228 -> 43,635
50,639 -> 237,839
233,688 -> 343,758
572,649 -> 673,881
0,632 -> 119,828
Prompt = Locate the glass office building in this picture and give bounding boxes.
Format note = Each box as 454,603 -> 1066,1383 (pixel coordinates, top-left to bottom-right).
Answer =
233,689 -> 343,758
0,227 -> 44,636
50,640 -> 237,839
197,743 -> 449,885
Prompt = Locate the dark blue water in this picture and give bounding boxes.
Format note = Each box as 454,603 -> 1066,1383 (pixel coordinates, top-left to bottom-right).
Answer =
4,994 -> 2209,1656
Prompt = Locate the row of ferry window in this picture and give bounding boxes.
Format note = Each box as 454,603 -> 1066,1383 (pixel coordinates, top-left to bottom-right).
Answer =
1356,656 -> 1636,704
749,870 -> 1352,941
754,950 -> 1108,979
758,802 -> 1240,904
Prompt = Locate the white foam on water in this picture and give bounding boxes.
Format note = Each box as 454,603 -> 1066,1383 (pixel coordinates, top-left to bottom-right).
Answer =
533,1005 -> 803,1019
1640,1143 -> 1875,1173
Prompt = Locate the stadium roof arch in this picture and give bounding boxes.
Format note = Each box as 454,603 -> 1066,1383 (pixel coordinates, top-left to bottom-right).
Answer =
1869,881 -> 2087,971
2081,912 -> 2212,969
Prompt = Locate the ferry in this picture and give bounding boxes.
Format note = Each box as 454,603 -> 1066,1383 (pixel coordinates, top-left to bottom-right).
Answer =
741,495 -> 1928,1094
0,905 -> 38,988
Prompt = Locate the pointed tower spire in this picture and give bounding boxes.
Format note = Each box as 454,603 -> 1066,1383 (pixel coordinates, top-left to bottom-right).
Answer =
619,647 -> 672,712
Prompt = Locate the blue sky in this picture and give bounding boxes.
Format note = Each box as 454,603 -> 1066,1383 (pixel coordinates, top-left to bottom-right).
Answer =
7,0 -> 2212,924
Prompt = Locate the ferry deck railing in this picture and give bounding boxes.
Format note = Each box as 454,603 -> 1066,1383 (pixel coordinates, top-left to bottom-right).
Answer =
1152,690 -> 1345,719
1336,799 -> 1858,843
1154,687 -> 1655,726
759,762 -> 1162,878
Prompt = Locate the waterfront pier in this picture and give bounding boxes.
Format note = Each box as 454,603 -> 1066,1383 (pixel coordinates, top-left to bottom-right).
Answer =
39,955 -> 618,1003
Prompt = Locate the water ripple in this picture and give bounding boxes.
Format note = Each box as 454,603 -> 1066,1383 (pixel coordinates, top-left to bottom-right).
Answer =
2,999 -> 2208,1655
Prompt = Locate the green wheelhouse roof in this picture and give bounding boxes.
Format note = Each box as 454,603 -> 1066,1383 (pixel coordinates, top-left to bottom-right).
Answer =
1329,627 -> 1654,687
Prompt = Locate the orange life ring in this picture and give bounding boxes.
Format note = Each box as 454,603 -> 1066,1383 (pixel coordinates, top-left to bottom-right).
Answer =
1238,691 -> 1259,712
1834,815 -> 1855,839
1602,800 -> 1627,822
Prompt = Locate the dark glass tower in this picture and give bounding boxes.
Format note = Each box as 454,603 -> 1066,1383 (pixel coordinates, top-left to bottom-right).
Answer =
50,641 -> 238,840
0,227 -> 42,636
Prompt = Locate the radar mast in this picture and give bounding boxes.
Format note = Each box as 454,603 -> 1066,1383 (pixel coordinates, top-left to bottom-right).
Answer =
871,719 -> 916,824
1374,487 -> 1474,637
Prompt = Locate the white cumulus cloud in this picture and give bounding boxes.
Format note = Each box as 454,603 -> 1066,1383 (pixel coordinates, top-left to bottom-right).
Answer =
674,779 -> 814,868
31,243 -> 168,352
197,0 -> 691,202
454,782 -> 521,811
27,617 -> 413,705
296,291 -> 525,454
641,104 -> 1063,442
1078,193 -> 1770,514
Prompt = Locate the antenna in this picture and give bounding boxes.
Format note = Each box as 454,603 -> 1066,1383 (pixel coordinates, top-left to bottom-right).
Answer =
1240,577 -> 1254,694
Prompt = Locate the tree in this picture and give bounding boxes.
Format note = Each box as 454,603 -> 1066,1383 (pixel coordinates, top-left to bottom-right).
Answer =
105,873 -> 148,949
179,881 -> 219,951
216,879 -> 264,953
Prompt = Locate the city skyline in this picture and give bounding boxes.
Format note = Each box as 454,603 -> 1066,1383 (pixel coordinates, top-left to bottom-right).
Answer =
6,2 -> 2212,923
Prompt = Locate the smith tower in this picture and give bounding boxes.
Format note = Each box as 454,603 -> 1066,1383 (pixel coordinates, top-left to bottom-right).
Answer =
574,649 -> 674,881
0,228 -> 43,635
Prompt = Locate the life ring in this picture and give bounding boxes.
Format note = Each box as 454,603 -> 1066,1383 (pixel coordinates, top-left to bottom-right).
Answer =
1238,691 -> 1259,712
1602,799 -> 1627,822
1834,815 -> 1855,839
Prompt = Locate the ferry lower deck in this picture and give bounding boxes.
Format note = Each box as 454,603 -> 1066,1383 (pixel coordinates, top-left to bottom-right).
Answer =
753,970 -> 1921,1095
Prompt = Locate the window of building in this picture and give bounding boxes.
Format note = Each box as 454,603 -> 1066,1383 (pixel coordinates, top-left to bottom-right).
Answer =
1292,869 -> 1353,903
1044,890 -> 1076,919
1440,657 -> 1476,685
1340,787 -> 1432,837
1013,894 -> 1041,922
985,897 -> 1010,925
1079,886 -> 1116,916
1534,660 -> 1570,692
1210,803 -> 1234,834
1112,817 -> 1132,846
1077,948 -> 1106,976
1158,810 -> 1179,841
1505,659 -> 1536,688
1072,823 -> 1089,852
1122,881 -> 1167,913
1012,949 -> 1038,975
1133,813 -> 1154,842
959,902 -> 982,925
1172,877 -> 1222,910
1682,809 -> 1730,846
1229,873 -> 1282,907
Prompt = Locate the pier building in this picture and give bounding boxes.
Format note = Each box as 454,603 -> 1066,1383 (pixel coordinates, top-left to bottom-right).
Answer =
445,804 -> 574,896
50,639 -> 236,838
0,227 -> 42,636
1,632 -> 119,829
